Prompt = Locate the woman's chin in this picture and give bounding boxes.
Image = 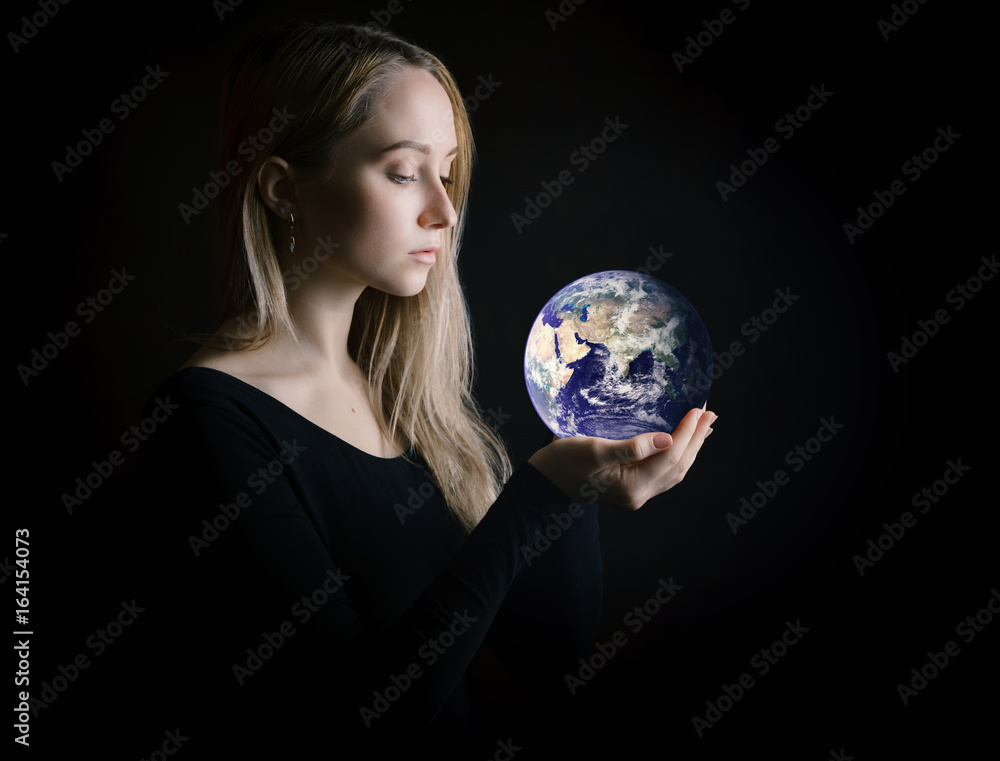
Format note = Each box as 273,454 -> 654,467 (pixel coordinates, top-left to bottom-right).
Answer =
375,273 -> 431,298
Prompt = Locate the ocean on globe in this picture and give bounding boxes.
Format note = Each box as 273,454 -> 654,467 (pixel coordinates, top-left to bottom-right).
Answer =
524,270 -> 712,440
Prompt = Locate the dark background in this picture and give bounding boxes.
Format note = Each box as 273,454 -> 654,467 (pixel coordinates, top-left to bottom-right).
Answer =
8,0 -> 995,757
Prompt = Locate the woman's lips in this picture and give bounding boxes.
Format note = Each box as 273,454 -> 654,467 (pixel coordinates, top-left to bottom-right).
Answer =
407,244 -> 439,264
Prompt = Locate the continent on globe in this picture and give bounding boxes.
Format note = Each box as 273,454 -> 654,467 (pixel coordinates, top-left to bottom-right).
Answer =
524,270 -> 712,439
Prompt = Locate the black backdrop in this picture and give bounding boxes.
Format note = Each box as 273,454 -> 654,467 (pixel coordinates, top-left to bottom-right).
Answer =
8,0 -> 996,757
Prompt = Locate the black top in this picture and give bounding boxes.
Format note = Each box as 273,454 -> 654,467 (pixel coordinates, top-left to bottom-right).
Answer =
130,366 -> 602,755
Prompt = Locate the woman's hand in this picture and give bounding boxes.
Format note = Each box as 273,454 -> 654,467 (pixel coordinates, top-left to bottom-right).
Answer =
527,405 -> 717,510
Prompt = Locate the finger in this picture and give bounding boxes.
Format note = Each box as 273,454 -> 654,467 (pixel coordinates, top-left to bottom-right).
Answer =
595,431 -> 673,472
582,432 -> 666,510
605,406 -> 707,471
661,406 -> 709,463
599,414 -> 691,480
657,409 -> 716,485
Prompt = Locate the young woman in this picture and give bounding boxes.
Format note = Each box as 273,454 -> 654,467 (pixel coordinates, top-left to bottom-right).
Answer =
135,19 -> 717,756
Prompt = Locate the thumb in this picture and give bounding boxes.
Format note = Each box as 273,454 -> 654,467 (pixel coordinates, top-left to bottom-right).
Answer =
651,432 -> 673,451
610,431 -> 672,465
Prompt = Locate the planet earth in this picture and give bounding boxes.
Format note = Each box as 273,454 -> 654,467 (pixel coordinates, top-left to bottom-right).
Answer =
523,270 -> 712,440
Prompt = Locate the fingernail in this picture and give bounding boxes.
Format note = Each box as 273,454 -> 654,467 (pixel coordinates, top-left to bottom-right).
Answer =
704,428 -> 714,438
653,433 -> 672,449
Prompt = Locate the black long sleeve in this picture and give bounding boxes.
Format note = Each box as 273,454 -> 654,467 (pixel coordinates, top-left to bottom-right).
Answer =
129,367 -> 601,756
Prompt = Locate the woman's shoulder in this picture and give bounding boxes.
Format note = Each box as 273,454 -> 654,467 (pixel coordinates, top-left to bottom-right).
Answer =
147,347 -> 271,420
175,345 -> 304,404
177,344 -> 252,383
139,359 -> 296,468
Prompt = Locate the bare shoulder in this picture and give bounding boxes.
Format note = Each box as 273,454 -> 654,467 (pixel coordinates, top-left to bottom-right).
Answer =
179,341 -> 401,458
180,344 -> 249,376
179,344 -> 288,397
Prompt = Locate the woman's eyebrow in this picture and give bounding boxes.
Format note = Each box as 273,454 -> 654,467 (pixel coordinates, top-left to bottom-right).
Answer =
380,139 -> 458,157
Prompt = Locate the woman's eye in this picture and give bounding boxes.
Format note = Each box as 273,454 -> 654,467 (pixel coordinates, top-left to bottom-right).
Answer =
388,173 -> 454,187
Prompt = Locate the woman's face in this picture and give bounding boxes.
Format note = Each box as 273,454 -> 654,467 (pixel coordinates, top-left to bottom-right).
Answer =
292,65 -> 459,297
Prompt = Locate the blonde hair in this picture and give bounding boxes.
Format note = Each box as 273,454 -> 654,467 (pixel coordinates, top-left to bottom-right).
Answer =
211,20 -> 511,531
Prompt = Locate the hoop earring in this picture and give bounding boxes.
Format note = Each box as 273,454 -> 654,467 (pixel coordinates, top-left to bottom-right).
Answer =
279,206 -> 295,254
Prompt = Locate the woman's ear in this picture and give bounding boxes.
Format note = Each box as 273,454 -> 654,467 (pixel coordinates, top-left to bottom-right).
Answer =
257,156 -> 298,216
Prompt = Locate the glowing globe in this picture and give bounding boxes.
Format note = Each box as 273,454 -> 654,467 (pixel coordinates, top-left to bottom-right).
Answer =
524,270 -> 712,439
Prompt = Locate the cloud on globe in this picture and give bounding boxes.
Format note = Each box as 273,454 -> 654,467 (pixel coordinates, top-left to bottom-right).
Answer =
524,270 -> 712,439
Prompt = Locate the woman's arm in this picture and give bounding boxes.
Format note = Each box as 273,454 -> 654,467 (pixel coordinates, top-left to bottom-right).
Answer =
133,379 -> 713,755
134,394 -> 578,753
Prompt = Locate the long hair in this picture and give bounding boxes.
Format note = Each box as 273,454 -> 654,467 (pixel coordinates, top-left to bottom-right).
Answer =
211,20 -> 510,532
